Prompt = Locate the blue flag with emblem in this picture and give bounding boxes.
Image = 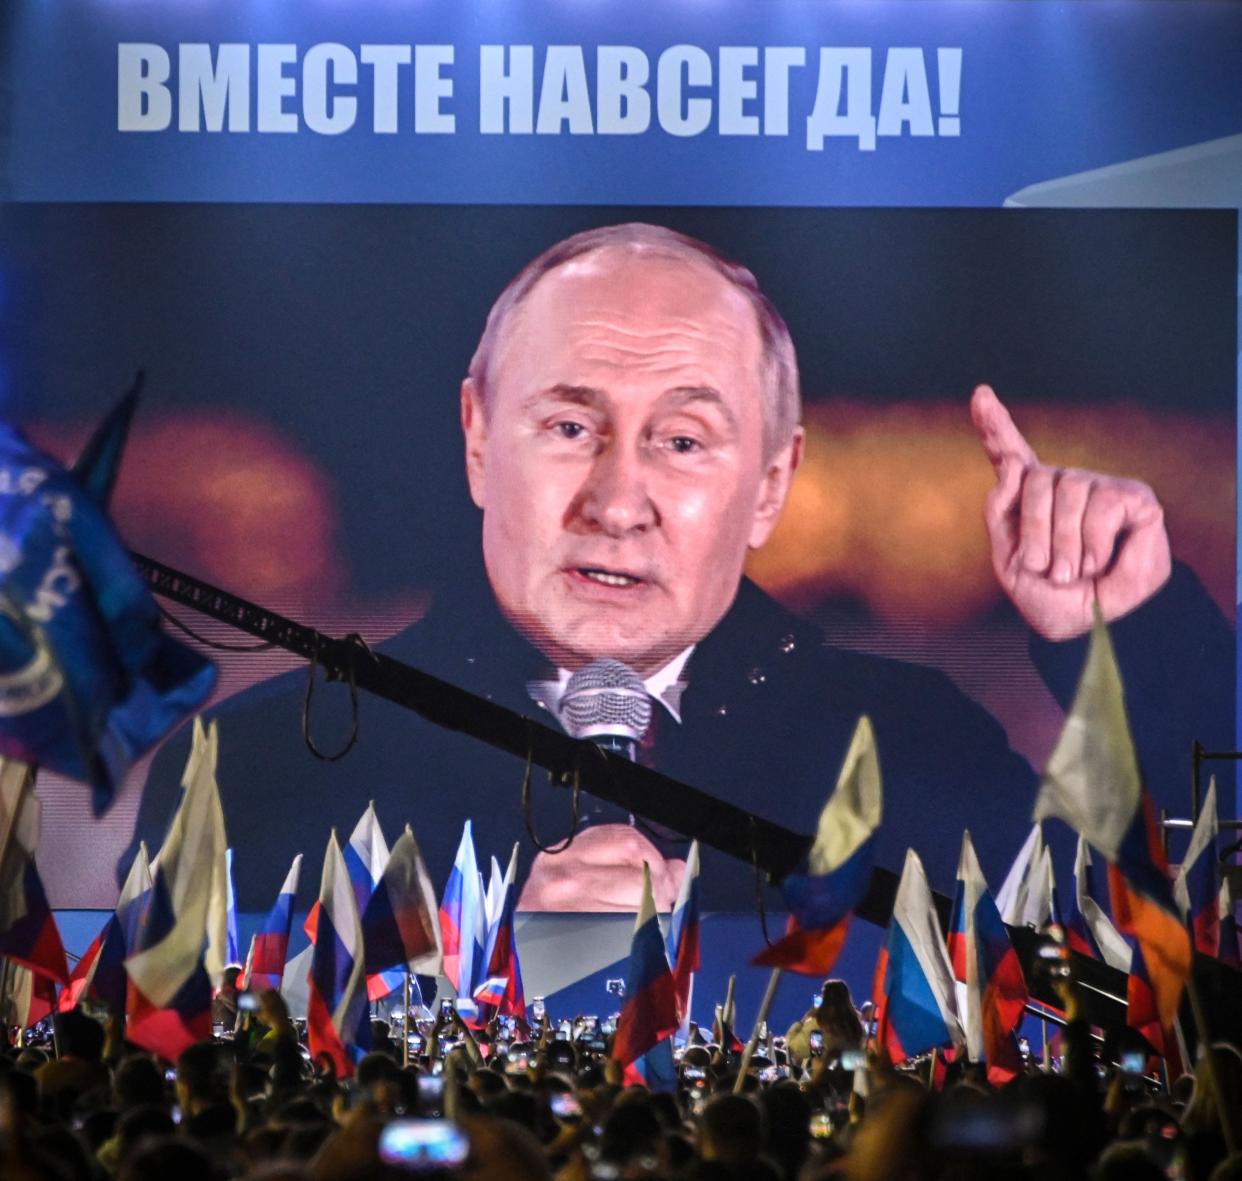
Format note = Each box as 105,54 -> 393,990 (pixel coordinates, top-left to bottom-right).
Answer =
0,386 -> 216,812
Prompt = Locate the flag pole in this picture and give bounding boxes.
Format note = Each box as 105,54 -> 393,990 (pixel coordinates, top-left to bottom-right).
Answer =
717,973 -> 736,1042
403,973 -> 411,1068
733,968 -> 782,1093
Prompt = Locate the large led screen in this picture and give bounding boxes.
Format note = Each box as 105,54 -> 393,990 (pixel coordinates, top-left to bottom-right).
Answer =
3,202 -> 1233,913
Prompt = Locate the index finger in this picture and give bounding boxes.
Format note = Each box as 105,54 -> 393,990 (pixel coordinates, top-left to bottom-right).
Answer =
970,384 -> 1038,472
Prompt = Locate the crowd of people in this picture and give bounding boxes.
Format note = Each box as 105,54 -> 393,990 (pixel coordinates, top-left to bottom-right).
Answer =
1,969 -> 1239,1181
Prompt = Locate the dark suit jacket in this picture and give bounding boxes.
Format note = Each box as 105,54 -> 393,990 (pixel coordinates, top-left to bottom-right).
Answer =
127,562 -> 1233,913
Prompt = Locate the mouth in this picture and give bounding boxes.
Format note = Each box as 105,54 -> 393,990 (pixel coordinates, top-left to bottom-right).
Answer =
570,566 -> 647,590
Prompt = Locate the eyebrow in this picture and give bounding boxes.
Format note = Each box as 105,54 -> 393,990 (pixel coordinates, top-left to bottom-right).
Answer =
521,384 -> 603,413
663,386 -> 738,432
524,383 -> 739,432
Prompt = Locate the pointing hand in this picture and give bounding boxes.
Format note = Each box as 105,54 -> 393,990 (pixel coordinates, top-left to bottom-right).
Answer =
971,385 -> 1170,641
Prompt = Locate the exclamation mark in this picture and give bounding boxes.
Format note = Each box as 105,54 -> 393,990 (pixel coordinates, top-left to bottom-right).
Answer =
937,48 -> 962,137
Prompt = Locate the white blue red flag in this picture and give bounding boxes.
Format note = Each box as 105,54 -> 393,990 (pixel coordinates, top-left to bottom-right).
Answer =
668,840 -> 701,1031
1066,837 -> 1130,971
246,853 -> 302,993
613,863 -> 680,1091
472,976 -> 507,1007
362,824 -> 442,982
117,841 -> 153,952
947,832 -> 1026,1084
754,716 -> 881,975
177,718 -> 231,989
125,725 -> 227,1060
225,849 -> 241,966
0,759 -> 68,987
0,392 -> 215,814
995,824 -> 1044,927
59,841 -> 152,1013
1173,779 -> 1219,958
439,821 -> 485,998
872,848 -> 962,1063
344,801 -> 387,915
1022,845 -> 1059,932
473,844 -> 525,1020
344,801 -> 405,1000
307,830 -> 369,1077
1033,609 -> 1191,1056
483,855 -> 504,933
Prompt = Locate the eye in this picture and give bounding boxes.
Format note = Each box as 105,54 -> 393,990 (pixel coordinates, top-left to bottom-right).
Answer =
664,435 -> 701,455
552,420 -> 588,440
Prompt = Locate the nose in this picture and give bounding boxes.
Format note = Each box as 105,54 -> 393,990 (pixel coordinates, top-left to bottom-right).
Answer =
568,439 -> 657,536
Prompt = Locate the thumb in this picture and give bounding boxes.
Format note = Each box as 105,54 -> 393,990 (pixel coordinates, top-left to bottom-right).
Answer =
970,384 -> 1038,472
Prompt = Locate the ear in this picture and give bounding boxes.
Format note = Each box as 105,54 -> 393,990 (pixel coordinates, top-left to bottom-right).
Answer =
748,426 -> 804,549
461,377 -> 488,508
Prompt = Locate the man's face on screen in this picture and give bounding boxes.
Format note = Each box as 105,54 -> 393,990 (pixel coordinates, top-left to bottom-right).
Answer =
462,249 -> 798,677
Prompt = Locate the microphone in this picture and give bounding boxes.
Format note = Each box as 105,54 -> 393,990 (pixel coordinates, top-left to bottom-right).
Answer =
558,659 -> 652,762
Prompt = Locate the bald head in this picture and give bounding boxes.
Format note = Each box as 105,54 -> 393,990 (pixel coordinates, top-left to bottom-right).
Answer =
467,223 -> 802,461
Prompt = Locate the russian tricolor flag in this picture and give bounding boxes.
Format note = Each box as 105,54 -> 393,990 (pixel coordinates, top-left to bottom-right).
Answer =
60,842 -> 152,1014
483,855 -> 504,934
1066,837 -> 1130,971
344,801 -> 387,915
473,844 -> 525,1020
1173,778 -> 1219,958
1033,609 -> 1191,1056
344,801 -> 406,1000
873,849 -> 962,1064
439,821 -> 485,999
754,716 -> 881,975
126,867 -> 214,1057
307,830 -> 369,1077
612,863 -> 680,1087
0,759 -> 69,988
995,825 -> 1044,926
362,824 -> 442,983
126,717 -> 229,1060
246,854 -> 302,993
181,718 -> 232,990
225,849 -> 241,966
117,841 -> 153,952
947,832 -> 1026,1084
668,840 -> 700,1032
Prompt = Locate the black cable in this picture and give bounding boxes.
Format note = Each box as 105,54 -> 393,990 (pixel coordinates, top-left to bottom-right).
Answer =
301,634 -> 375,762
520,728 -> 581,854
158,603 -> 275,652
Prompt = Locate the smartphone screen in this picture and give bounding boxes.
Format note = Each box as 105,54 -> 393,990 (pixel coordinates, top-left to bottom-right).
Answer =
379,1120 -> 468,1170
550,1092 -> 582,1120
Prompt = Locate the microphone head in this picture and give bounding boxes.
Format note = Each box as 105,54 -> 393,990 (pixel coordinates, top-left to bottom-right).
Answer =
559,659 -> 652,744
